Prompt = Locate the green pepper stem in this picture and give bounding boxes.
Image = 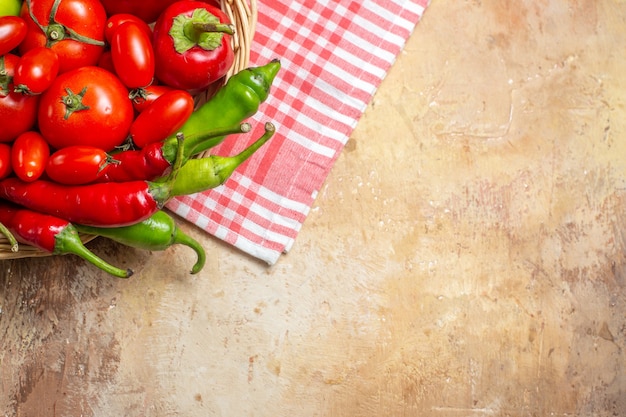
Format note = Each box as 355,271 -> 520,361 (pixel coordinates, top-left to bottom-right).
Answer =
162,60 -> 282,159
150,132 -> 185,206
56,225 -> 133,278
170,8 -> 231,54
169,122 -> 275,197
212,122 -> 276,184
0,56 -> 11,96
171,228 -> 207,274
162,122 -> 252,166
76,210 -> 206,275
0,221 -> 18,252
189,21 -> 234,37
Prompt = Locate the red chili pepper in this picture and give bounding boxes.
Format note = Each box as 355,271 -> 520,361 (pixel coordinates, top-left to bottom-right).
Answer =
0,133 -> 187,227
0,124 -> 274,227
97,140 -> 172,183
0,201 -> 132,278
0,177 -> 166,227
99,123 -> 250,182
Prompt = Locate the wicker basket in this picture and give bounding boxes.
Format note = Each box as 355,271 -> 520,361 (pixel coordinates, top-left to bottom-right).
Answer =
0,0 -> 257,259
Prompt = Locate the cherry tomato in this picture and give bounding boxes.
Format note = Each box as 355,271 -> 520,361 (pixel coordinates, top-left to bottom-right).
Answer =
131,84 -> 175,113
11,131 -> 49,182
38,66 -> 134,151
0,90 -> 38,142
0,0 -> 22,17
130,89 -> 195,148
110,21 -> 155,89
13,46 -> 59,94
46,145 -> 110,184
104,13 -> 152,44
19,0 -> 107,73
0,143 -> 12,179
0,54 -> 40,142
0,15 -> 27,56
98,0 -> 216,24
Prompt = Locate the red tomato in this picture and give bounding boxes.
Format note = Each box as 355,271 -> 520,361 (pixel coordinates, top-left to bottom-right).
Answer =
11,131 -> 50,182
104,14 -> 152,44
19,0 -> 107,73
0,54 -> 40,142
98,0 -> 219,24
13,46 -> 60,94
130,89 -> 195,148
38,66 -> 134,151
110,21 -> 155,89
0,15 -> 27,56
46,145 -> 110,184
131,84 -> 175,113
0,143 -> 12,179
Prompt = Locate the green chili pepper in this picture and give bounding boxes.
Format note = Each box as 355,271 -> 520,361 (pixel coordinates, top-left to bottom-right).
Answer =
76,210 -> 206,274
168,122 -> 275,196
160,59 -> 281,165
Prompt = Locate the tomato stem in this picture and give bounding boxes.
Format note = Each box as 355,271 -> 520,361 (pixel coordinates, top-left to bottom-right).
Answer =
25,0 -> 105,48
25,0 -> 46,33
128,88 -> 150,103
99,154 -> 121,173
48,0 -> 63,25
63,26 -> 106,47
13,84 -> 35,95
46,23 -> 65,44
0,56 -> 10,96
61,87 -> 90,120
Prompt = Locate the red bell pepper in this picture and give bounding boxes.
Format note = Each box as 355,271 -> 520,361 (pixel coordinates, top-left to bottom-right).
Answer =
152,0 -> 234,92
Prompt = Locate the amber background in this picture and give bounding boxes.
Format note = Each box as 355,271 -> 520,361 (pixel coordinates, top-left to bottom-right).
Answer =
2,1 -> 625,415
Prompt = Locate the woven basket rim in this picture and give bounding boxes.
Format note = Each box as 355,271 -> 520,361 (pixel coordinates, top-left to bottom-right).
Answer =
0,0 -> 257,259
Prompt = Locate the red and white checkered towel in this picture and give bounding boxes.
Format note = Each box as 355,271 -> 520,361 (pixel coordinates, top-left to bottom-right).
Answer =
167,0 -> 431,264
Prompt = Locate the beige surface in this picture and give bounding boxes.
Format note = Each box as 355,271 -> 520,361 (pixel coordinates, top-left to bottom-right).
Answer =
2,0 -> 626,415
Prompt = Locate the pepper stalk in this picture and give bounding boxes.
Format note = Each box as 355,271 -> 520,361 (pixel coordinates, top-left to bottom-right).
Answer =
169,8 -> 234,54
169,122 -> 276,196
76,210 -> 207,275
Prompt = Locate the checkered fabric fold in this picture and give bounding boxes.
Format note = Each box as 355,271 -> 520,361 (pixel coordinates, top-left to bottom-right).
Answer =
167,0 -> 431,264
